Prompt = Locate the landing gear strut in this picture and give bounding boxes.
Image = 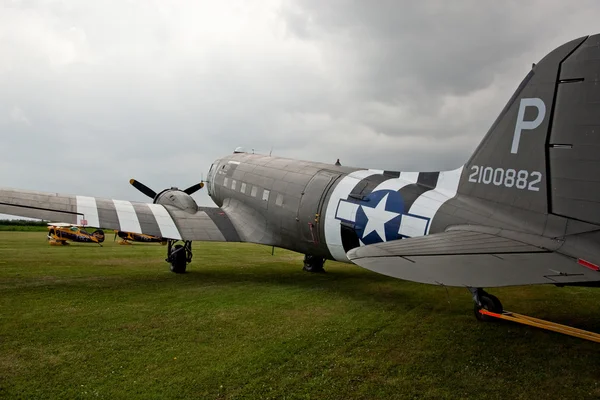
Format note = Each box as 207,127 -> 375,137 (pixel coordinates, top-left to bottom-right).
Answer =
166,240 -> 193,274
303,254 -> 325,273
469,288 -> 503,322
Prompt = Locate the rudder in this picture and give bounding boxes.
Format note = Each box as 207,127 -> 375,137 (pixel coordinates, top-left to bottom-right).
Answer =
548,34 -> 600,225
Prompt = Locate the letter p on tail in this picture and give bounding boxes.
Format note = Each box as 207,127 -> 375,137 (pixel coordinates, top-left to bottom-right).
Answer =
511,98 -> 546,154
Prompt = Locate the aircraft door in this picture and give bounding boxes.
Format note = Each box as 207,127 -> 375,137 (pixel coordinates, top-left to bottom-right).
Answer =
297,170 -> 341,245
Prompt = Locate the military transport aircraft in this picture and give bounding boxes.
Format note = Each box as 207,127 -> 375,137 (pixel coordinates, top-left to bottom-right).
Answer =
2,34 -> 600,320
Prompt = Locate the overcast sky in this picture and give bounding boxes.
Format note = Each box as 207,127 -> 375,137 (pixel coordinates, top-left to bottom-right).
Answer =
1,0 -> 599,210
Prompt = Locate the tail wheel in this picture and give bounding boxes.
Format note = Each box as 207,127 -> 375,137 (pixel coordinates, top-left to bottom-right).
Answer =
92,229 -> 105,243
474,293 -> 503,322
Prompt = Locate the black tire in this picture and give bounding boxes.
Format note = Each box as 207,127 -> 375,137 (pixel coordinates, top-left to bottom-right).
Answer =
474,293 -> 503,322
303,255 -> 325,273
169,244 -> 187,274
92,229 -> 105,243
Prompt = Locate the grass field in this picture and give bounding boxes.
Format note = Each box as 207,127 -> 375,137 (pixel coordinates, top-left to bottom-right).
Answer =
1,231 -> 600,399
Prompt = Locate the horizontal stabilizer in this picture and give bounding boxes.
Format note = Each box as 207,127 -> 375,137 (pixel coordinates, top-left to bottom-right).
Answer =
347,226 -> 600,287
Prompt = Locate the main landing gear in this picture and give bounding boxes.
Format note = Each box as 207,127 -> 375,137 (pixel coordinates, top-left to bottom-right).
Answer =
469,287 -> 503,322
166,240 -> 193,274
303,254 -> 325,273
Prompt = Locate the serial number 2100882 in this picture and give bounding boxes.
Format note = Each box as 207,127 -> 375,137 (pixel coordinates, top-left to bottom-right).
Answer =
468,166 -> 542,192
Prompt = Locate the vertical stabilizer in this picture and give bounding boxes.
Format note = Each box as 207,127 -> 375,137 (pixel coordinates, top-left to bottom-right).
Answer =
461,35 -> 590,216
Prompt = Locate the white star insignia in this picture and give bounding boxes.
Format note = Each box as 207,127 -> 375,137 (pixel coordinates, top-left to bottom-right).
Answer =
360,193 -> 399,242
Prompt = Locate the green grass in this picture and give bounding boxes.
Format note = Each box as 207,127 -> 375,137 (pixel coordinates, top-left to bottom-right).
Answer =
1,232 -> 599,399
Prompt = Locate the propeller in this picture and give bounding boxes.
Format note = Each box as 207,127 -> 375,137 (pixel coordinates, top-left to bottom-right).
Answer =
183,182 -> 204,195
129,179 -> 157,199
129,179 -> 204,199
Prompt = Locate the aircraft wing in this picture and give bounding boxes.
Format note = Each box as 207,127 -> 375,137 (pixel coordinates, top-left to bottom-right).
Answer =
0,188 -> 241,242
346,225 -> 600,287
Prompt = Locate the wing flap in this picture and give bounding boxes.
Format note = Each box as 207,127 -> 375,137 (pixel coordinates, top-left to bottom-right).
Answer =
347,226 -> 600,287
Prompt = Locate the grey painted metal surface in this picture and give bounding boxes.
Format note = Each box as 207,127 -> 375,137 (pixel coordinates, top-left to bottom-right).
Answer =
347,251 -> 599,287
1,34 -> 600,288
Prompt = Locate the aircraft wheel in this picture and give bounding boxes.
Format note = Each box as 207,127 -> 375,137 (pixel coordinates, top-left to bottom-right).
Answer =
474,293 -> 503,322
303,255 -> 325,273
92,229 -> 105,243
169,244 -> 187,274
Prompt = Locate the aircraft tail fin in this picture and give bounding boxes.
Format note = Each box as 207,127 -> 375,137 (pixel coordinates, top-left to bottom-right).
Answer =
460,34 -> 600,225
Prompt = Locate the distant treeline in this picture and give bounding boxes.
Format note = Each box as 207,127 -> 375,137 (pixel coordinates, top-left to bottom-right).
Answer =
0,219 -> 48,226
0,219 -> 49,231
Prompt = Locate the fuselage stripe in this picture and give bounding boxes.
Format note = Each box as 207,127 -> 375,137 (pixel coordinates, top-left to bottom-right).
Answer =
404,166 -> 464,235
368,172 -> 419,193
417,172 -> 440,188
324,169 -> 384,261
324,167 -> 464,262
397,172 -> 440,211
348,174 -> 390,200
397,184 -> 431,211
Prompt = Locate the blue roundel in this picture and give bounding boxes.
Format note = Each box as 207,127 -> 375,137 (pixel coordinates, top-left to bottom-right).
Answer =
354,190 -> 404,245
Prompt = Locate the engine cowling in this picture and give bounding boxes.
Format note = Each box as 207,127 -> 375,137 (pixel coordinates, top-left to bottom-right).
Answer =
154,188 -> 198,214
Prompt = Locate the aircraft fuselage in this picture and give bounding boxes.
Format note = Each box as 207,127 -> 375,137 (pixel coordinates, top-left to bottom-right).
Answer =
207,153 -> 463,263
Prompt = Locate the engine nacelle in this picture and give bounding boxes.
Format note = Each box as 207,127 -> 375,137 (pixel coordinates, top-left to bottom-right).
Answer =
154,188 -> 198,214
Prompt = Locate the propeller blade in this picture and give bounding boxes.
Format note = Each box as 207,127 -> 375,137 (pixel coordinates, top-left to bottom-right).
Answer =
129,179 -> 157,199
183,182 -> 204,195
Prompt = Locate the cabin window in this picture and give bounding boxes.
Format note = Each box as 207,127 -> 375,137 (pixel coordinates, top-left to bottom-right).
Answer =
224,177 -> 229,188
231,180 -> 237,190
262,189 -> 270,201
251,186 -> 258,197
240,182 -> 247,194
275,193 -> 283,206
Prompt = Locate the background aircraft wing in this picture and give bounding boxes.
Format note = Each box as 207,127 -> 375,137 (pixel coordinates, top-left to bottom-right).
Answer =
347,225 -> 600,287
0,188 -> 241,242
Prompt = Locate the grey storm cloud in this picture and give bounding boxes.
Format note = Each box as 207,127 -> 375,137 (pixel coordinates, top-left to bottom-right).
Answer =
1,0 -> 599,211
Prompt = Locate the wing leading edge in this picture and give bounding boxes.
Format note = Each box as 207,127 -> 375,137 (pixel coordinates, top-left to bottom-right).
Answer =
0,188 -> 240,242
347,225 -> 600,287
